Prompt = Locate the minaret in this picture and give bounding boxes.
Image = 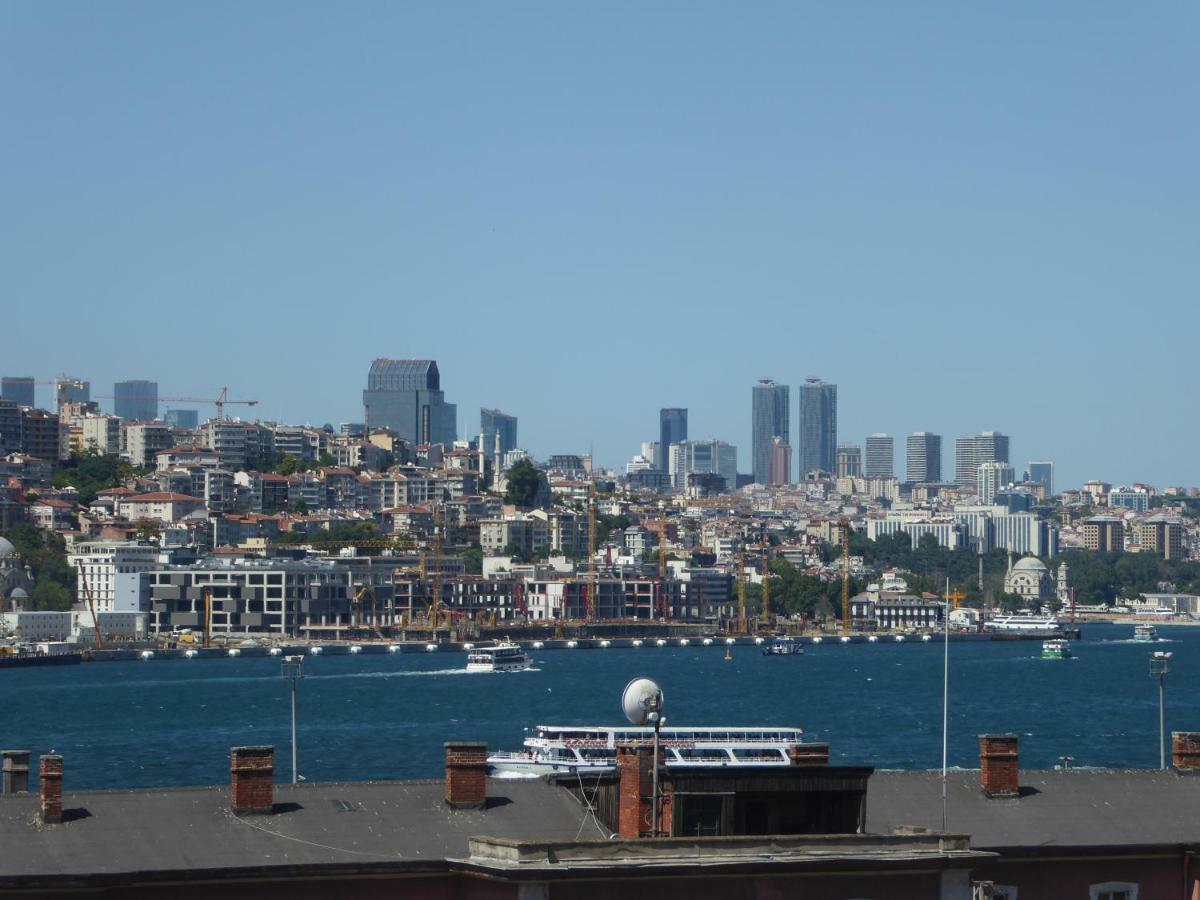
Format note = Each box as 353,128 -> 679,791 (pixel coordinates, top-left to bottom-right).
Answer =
1057,562 -> 1070,602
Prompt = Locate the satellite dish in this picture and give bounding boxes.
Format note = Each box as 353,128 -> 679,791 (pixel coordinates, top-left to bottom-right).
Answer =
622,677 -> 664,726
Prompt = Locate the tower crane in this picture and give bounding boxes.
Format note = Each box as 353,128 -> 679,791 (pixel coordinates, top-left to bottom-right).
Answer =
736,550 -> 747,635
90,386 -> 258,420
760,539 -> 771,627
586,482 -> 597,621
839,518 -> 852,635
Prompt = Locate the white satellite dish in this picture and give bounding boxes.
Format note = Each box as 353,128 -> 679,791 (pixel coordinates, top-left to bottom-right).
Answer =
621,677 -> 664,726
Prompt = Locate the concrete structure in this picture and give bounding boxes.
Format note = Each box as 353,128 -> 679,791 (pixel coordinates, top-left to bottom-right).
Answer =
658,408 -> 687,471
797,377 -> 836,476
20,408 -> 66,461
112,380 -> 158,421
905,432 -> 941,484
1138,516 -> 1185,560
0,377 -> 35,408
362,359 -> 456,447
115,492 -> 205,524
751,379 -> 789,484
671,439 -> 737,493
864,433 -> 893,478
977,461 -> 1016,506
955,432 -> 1009,489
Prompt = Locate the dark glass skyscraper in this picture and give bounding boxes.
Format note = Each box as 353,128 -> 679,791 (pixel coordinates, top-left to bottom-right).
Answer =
113,380 -> 159,421
659,408 -> 687,471
751,379 -> 790,484
1,377 -> 35,408
480,408 -> 518,456
363,359 -> 457,446
797,378 -> 837,476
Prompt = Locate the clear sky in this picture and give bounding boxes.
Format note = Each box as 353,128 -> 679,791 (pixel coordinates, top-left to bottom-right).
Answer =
2,2 -> 1196,488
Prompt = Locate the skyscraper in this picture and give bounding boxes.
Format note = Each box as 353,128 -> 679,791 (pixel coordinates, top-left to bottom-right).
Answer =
362,359 -> 457,446
113,380 -> 159,421
480,408 -> 518,456
164,409 -> 200,428
751,379 -> 790,484
797,378 -> 837,476
835,444 -> 861,478
1028,461 -> 1054,496
977,461 -> 1016,505
906,432 -> 942,483
769,437 -> 792,486
1,377 -> 35,407
955,432 -> 1010,489
864,433 -> 894,478
659,408 -> 687,471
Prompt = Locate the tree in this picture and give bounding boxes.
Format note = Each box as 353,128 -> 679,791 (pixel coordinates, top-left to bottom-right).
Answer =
134,520 -> 161,542
277,454 -> 300,476
461,544 -> 483,575
503,459 -> 543,508
30,579 -> 72,612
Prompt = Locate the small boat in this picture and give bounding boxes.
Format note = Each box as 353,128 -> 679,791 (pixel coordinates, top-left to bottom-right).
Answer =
1134,624 -> 1158,642
466,640 -> 531,673
894,635 -> 906,643
762,636 -> 804,656
812,636 -> 823,644
632,639 -> 643,647
184,649 -> 198,659
724,637 -> 736,645
566,640 -> 579,649
724,645 -> 733,661
1042,638 -> 1072,660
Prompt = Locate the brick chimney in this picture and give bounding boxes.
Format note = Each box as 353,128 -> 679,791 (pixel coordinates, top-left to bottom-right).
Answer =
2,750 -> 30,795
1172,732 -> 1200,770
39,755 -> 63,824
230,746 -> 275,814
787,743 -> 830,767
444,742 -> 488,809
617,744 -> 673,839
979,734 -> 1019,798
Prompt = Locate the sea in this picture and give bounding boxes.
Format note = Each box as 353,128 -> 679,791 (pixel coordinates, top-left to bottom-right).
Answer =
4,623 -> 1196,790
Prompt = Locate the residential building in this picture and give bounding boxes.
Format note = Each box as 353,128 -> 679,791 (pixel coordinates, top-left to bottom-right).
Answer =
75,414 -> 121,456
905,432 -> 941,484
0,376 -> 35,407
122,421 -> 175,468
479,515 -> 550,558
115,492 -> 206,524
954,431 -> 1009,489
976,461 -> 1015,506
658,408 -> 687,471
768,437 -> 792,486
1083,516 -> 1125,552
69,542 -> 162,613
751,379 -> 789,484
0,400 -> 21,454
113,380 -> 158,421
362,358 -> 456,446
797,377 -> 836,476
835,444 -> 861,478
1028,460 -> 1054,496
200,420 -> 270,470
1109,485 -> 1150,512
480,408 -> 517,458
863,433 -> 893,478
20,408 -> 67,461
163,409 -> 200,428
1138,516 -> 1185,560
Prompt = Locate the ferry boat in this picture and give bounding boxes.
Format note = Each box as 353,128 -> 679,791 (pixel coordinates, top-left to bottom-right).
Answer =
466,640 -> 531,673
488,724 -> 806,777
983,614 -> 1062,635
762,636 -> 804,656
1041,639 -> 1072,660
1133,624 -> 1159,642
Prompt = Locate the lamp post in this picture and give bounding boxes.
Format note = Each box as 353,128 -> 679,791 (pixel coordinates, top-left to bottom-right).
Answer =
281,654 -> 304,784
1149,651 -> 1172,770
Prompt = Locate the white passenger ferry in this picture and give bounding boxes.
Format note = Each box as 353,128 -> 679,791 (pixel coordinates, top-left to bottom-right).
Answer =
1133,623 -> 1159,642
983,614 -> 1062,634
466,640 -> 531,673
487,724 -> 806,777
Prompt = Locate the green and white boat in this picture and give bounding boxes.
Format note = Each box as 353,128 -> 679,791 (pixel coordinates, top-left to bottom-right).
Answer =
1041,639 -> 1072,660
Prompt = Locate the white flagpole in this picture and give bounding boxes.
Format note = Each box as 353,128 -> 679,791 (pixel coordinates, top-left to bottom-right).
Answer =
941,576 -> 950,832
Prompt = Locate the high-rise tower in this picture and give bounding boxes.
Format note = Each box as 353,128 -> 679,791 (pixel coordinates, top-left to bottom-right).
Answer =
113,380 -> 159,421
864,433 -> 894,478
363,359 -> 456,446
751,379 -> 790,484
797,378 -> 836,477
659,408 -> 687,471
905,432 -> 942,483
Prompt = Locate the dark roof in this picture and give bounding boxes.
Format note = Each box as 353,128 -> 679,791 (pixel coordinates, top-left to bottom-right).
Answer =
866,768 -> 1200,849
0,778 -> 597,884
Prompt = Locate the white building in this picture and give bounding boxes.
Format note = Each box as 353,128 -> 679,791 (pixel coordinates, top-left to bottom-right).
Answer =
977,462 -> 1016,506
69,542 -> 162,613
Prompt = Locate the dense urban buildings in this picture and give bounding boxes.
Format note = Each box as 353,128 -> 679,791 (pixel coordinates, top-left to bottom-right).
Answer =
905,432 -> 942,483
658,408 -> 687,470
480,408 -> 517,458
362,358 -> 456,446
954,431 -> 1010,489
1,376 -> 35,407
112,379 -> 158,421
864,433 -> 893,478
797,377 -> 836,476
751,378 -> 790,484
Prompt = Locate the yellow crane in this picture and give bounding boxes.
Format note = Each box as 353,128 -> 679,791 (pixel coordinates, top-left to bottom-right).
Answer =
587,482 -> 597,621
840,518 -> 852,635
736,550 -> 747,634
760,540 -> 771,628
203,588 -> 212,649
430,503 -> 443,629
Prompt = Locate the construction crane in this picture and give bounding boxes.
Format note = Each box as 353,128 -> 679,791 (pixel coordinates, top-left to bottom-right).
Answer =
202,588 -> 212,649
736,550 -> 747,634
90,386 -> 258,420
27,376 -> 86,415
657,521 -> 670,621
354,585 -> 382,639
431,503 -> 443,629
839,518 -> 852,635
76,567 -> 105,650
760,540 -> 771,627
586,482 -> 597,621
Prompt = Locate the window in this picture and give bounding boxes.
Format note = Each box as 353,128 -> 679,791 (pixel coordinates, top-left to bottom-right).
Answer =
1090,884 -> 1136,900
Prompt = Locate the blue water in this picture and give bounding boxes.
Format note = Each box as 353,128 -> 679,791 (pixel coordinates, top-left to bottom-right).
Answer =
5,624 -> 1196,789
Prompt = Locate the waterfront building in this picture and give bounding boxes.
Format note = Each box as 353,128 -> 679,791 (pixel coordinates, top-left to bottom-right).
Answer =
480,408 -> 517,458
1028,460 -> 1053,496
163,409 -> 200,428
68,541 -> 162,613
797,377 -> 836,476
751,379 -> 790,484
976,461 -> 1015,506
864,433 -> 893,478
954,431 -> 1009,489
1003,555 -> 1055,603
905,432 -> 941,484
835,444 -> 861,478
362,359 -> 456,446
1082,516 -> 1125,552
769,436 -> 792,486
113,380 -> 158,421
659,408 -> 687,471
1109,485 -> 1150,512
0,376 -> 35,407
1138,516 -> 1185,560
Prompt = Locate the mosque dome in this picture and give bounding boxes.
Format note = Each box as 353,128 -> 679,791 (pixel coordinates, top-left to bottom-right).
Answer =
0,536 -> 16,558
1012,556 -> 1047,573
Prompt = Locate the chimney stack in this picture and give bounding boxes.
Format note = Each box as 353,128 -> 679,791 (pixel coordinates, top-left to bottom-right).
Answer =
1172,732 -> 1200,770
444,742 -> 488,809
616,744 -> 673,839
787,743 -> 830,767
2,750 -> 30,795
230,746 -> 275,814
39,755 -> 63,824
979,734 -> 1019,798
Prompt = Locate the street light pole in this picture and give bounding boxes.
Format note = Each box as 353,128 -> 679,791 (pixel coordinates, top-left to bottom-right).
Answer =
282,655 -> 304,785
1149,651 -> 1172,770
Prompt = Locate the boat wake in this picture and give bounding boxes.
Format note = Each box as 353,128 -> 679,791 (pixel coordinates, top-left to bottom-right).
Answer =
1095,639 -> 1177,646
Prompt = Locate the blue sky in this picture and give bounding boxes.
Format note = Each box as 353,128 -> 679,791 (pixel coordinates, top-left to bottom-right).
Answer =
2,2 -> 1196,488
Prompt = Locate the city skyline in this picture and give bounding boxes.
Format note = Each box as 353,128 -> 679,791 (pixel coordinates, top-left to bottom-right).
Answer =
3,5 -> 1195,489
